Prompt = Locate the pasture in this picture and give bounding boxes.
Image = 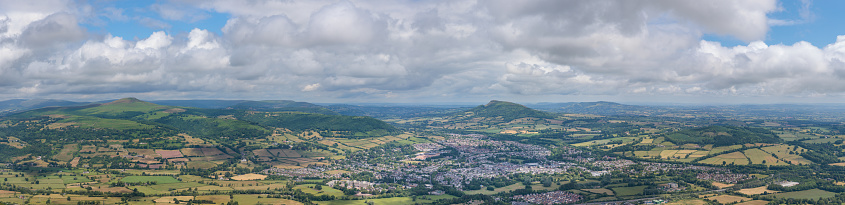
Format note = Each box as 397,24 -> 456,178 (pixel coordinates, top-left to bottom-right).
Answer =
464,183 -> 524,195
773,189 -> 836,200
120,176 -> 180,184
582,188 -> 614,195
294,184 -> 344,197
737,186 -> 779,195
611,186 -> 646,196
736,200 -> 770,205
744,149 -> 787,165
314,195 -> 455,205
233,194 -> 304,205
707,195 -> 751,204
700,151 -> 749,165
665,199 -> 707,205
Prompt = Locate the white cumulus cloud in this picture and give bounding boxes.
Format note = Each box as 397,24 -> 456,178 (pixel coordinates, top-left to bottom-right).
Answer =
1,0 -> 845,103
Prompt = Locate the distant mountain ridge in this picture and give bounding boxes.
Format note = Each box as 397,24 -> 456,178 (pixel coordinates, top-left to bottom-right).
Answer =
527,101 -> 660,116
227,100 -> 340,115
150,100 -> 247,109
0,99 -> 90,116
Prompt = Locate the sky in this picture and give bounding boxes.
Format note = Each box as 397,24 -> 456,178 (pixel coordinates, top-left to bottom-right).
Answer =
1,0 -> 845,104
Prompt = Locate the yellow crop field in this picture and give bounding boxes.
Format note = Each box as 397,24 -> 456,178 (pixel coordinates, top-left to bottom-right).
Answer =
660,150 -> 680,159
231,174 -> 268,181
737,186 -> 779,195
707,195 -> 751,204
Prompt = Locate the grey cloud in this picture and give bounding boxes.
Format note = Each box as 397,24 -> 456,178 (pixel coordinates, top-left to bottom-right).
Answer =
223,15 -> 299,46
305,1 -> 387,46
654,0 -> 776,42
19,13 -> 85,49
0,15 -> 8,33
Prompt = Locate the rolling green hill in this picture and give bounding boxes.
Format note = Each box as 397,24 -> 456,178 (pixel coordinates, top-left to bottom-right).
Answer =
0,98 -> 398,156
462,100 -> 556,122
664,125 -> 782,146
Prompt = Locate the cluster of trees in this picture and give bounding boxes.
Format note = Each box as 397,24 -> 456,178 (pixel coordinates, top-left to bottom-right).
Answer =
155,114 -> 270,142
463,100 -> 556,122
664,125 -> 782,146
791,141 -> 843,164
0,116 -> 184,161
235,112 -> 398,138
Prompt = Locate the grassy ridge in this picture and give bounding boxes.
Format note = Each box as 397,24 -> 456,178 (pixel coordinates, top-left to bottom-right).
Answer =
6,98 -> 397,140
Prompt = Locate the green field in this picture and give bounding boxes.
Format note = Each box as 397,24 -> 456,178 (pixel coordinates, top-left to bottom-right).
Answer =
531,182 -> 562,191
759,145 -> 812,165
120,176 -> 180,184
611,186 -> 647,196
294,184 -> 344,197
129,182 -> 205,195
41,175 -> 92,184
315,195 -> 456,205
802,138 -> 839,144
582,188 -> 614,195
744,148 -> 787,165
572,137 -> 637,147
464,183 -> 524,195
187,161 -> 217,169
232,194 -> 304,205
773,189 -> 836,200
709,145 -> 743,154
700,151 -> 750,165
54,144 -> 78,162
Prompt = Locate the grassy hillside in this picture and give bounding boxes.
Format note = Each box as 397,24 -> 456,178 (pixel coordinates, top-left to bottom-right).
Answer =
463,100 -> 555,122
664,126 -> 782,146
1,98 -> 397,150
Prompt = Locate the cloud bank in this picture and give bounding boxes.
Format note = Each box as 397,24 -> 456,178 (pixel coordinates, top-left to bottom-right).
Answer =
0,0 -> 842,102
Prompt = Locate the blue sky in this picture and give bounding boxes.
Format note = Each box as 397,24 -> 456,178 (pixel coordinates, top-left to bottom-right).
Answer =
769,0 -> 845,46
82,1 -> 230,40
707,0 -> 845,47
2,0 -> 845,104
